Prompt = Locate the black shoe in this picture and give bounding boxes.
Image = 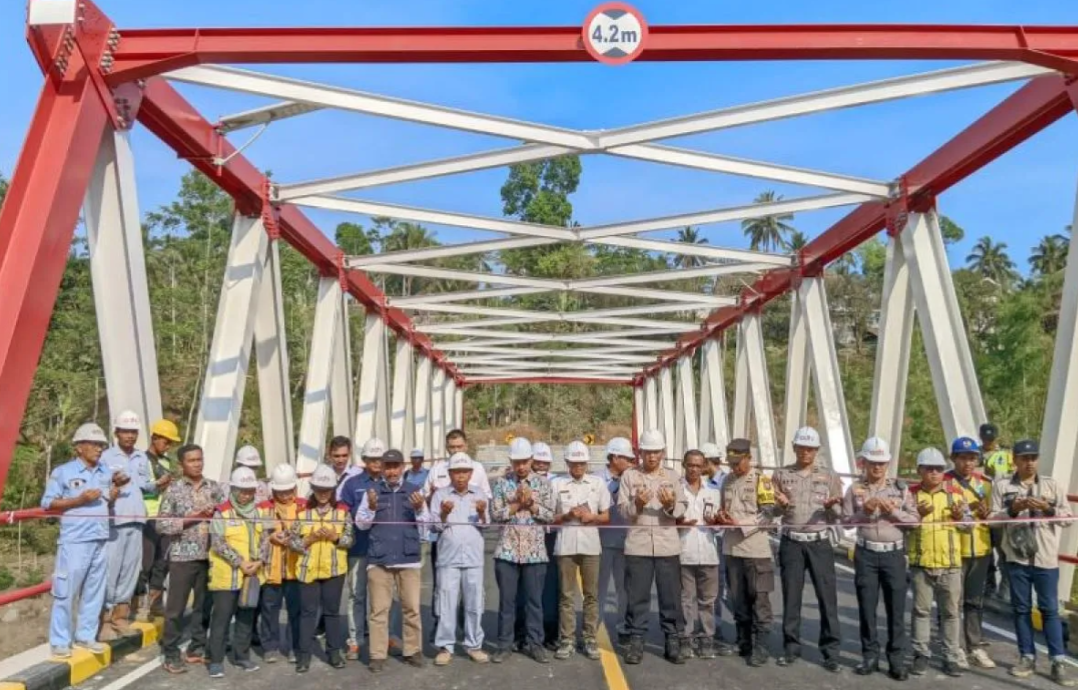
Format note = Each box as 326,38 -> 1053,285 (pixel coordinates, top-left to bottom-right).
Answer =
328,652 -> 345,669
888,666 -> 909,681
910,655 -> 929,676
491,650 -> 511,664
823,658 -> 841,673
529,645 -> 549,664
748,647 -> 769,667
942,660 -> 963,677
664,637 -> 687,665
295,655 -> 311,674
855,657 -> 879,675
368,659 -> 386,673
403,654 -> 425,668
776,653 -> 798,667
616,633 -> 630,649
714,640 -> 736,657
624,636 -> 644,665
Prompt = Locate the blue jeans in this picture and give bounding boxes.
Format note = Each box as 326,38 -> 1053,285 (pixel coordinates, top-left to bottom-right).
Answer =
1008,562 -> 1066,659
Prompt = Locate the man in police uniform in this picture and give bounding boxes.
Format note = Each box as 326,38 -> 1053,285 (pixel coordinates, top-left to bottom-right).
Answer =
716,438 -> 778,667
980,423 -> 1013,601
843,437 -> 916,681
42,423 -> 117,657
772,427 -> 843,671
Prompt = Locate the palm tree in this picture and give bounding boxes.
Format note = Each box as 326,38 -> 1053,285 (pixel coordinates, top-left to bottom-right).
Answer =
787,230 -> 808,252
741,191 -> 796,252
1030,234 -> 1069,276
966,236 -> 1018,288
674,226 -> 708,269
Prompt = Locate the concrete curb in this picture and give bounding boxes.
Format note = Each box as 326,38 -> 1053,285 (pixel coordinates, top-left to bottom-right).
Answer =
0,619 -> 162,690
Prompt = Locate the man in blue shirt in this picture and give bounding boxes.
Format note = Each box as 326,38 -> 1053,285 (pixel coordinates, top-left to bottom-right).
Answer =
337,438 -> 385,660
41,423 -> 117,658
98,410 -> 153,641
404,449 -> 429,487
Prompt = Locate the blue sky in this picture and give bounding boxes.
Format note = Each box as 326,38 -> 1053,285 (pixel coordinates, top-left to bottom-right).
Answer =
3,0 -> 1078,272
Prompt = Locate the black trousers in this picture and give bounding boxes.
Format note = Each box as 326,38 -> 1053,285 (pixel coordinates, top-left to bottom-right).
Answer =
726,556 -> 774,648
853,548 -> 908,667
495,560 -> 546,649
298,576 -> 346,660
137,522 -> 170,594
208,590 -> 256,664
260,580 -> 301,654
779,538 -> 840,658
624,555 -> 681,637
162,560 -> 209,661
962,555 -> 991,649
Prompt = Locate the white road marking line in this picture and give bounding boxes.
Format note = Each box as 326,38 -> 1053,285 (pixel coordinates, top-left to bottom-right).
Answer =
93,655 -> 163,690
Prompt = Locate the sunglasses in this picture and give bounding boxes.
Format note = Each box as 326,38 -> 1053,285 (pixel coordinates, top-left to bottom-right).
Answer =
921,467 -> 945,473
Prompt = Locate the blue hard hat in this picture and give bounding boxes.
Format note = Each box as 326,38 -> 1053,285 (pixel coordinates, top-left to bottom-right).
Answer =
950,436 -> 981,455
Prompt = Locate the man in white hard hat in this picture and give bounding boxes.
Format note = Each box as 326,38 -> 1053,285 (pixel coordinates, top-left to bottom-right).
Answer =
99,410 -> 153,641
597,437 -> 635,647
258,464 -> 304,664
490,437 -> 556,664
772,427 -> 843,671
551,440 -> 611,661
842,437 -> 916,681
405,449 -> 429,487
619,429 -> 688,665
908,447 -> 969,678
41,423 -> 116,658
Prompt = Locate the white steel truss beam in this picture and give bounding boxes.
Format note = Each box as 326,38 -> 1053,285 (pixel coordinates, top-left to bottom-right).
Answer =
329,291 -> 354,440
742,312 -> 779,469
799,277 -> 855,479
426,328 -> 680,343
732,322 -> 751,440
414,355 -> 434,458
658,365 -> 677,462
633,385 -> 646,444
868,234 -> 915,465
419,315 -> 693,333
296,277 -> 344,488
434,345 -> 660,360
459,364 -> 641,376
676,354 -> 699,459
596,236 -> 793,266
901,211 -> 986,441
431,367 -> 446,457
395,301 -> 714,320
355,312 -> 391,447
469,374 -> 632,383
644,375 -> 659,430
782,291 -> 810,466
193,214 -> 268,483
390,338 -> 416,451
253,240 -> 296,472
436,337 -> 675,350
451,354 -> 655,366
444,379 -> 458,435
698,337 -> 730,452
218,99 -> 321,133
454,385 -> 463,429
84,128 -> 162,447
391,285 -> 734,307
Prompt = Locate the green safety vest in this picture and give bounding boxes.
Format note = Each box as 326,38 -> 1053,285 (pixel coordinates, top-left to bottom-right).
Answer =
143,453 -> 173,517
984,448 -> 1014,480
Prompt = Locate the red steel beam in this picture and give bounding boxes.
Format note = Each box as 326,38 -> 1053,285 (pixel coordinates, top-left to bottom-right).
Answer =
135,77 -> 457,380
104,24 -> 1078,82
647,73 -> 1078,375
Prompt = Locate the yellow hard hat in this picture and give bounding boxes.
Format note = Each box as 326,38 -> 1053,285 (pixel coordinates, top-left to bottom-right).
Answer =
150,419 -> 181,443
504,433 -> 515,444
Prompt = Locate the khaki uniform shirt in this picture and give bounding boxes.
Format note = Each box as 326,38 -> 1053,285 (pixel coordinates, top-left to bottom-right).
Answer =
991,474 -> 1072,570
773,463 -> 843,534
720,469 -> 777,558
618,467 -> 687,558
842,477 -> 917,544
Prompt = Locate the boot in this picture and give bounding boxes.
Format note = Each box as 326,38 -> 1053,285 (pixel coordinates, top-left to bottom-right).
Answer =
748,634 -> 770,667
98,611 -> 118,642
664,636 -> 687,665
624,635 -> 645,665
113,603 -> 133,634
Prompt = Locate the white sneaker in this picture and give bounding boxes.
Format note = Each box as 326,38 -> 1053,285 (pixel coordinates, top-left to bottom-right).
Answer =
969,648 -> 997,668
954,649 -> 970,670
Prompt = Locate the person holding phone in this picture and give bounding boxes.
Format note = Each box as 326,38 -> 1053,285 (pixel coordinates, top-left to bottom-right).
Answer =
677,448 -> 726,660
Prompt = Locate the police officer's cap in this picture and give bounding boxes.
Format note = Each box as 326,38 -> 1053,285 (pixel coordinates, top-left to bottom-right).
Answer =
726,438 -> 752,457
382,449 -> 405,464
979,423 -> 998,442
1013,439 -> 1039,457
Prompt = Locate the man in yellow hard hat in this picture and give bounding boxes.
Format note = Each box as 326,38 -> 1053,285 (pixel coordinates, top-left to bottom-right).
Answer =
136,419 -> 180,622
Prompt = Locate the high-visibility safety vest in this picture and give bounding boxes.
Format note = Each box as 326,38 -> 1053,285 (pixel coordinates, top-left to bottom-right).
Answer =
295,503 -> 350,584
259,498 -> 306,585
908,483 -> 966,569
142,454 -> 172,517
209,502 -> 265,592
944,470 -> 993,558
984,448 -> 1015,480
756,474 -> 776,506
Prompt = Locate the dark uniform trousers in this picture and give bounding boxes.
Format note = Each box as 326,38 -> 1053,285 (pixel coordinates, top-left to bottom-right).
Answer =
853,548 -> 908,668
778,538 -> 840,659
624,555 -> 682,637
725,556 -> 774,649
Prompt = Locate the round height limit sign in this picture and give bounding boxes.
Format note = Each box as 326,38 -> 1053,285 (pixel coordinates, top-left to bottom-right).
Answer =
583,3 -> 648,65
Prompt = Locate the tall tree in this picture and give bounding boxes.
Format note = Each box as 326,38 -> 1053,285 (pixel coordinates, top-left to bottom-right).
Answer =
966,236 -> 1018,289
674,226 -> 707,269
1030,234 -> 1068,277
787,230 -> 808,252
741,191 -> 795,252
0,171 -> 8,208
939,215 -> 965,246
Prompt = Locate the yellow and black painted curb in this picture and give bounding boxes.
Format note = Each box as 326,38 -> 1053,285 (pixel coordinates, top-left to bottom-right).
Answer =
0,619 -> 163,690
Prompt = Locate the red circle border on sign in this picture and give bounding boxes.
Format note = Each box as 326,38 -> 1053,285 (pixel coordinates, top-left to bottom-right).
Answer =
582,2 -> 649,66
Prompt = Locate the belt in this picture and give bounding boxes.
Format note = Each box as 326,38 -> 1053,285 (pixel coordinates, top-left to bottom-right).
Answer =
784,531 -> 828,543
856,537 -> 903,553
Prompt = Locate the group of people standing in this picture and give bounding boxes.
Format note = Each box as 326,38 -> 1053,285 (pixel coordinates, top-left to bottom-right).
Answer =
40,417 -> 1076,686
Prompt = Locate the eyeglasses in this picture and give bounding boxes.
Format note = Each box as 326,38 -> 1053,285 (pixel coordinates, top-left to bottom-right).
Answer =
922,467 -> 944,473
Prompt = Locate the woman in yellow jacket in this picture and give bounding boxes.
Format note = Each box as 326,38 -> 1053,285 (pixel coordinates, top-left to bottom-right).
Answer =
207,467 -> 269,679
289,464 -> 354,673
259,464 -> 305,664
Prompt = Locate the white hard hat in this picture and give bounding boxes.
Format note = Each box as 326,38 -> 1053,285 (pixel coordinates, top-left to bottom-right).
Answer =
73,422 -> 108,445
916,447 -> 948,468
269,464 -> 298,491
410,448 -> 424,459
448,452 -> 475,471
532,442 -> 553,464
229,466 -> 259,491
564,440 -> 590,463
605,437 -> 634,458
638,429 -> 666,452
699,442 -> 722,459
310,463 -> 338,489
113,410 -> 142,432
508,437 -> 533,461
361,437 -> 386,459
858,436 -> 892,464
235,445 -> 262,467
793,426 -> 821,449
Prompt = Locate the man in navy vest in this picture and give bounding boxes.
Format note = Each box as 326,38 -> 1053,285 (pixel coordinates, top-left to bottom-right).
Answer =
356,449 -> 431,672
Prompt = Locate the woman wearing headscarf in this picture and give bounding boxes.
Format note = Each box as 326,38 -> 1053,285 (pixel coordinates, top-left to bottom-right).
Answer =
206,466 -> 268,678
